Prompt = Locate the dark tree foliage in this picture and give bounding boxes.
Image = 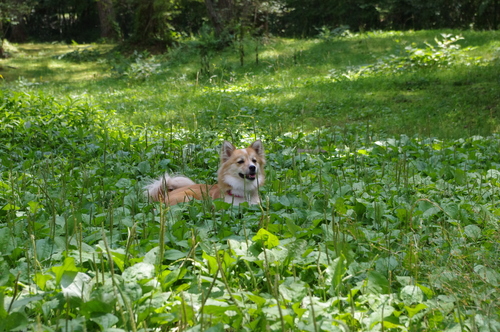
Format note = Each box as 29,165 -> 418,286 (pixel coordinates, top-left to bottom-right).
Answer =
0,0 -> 35,42
276,0 -> 382,36
170,0 -> 206,35
24,0 -> 100,42
275,0 -> 499,36
0,0 -> 498,45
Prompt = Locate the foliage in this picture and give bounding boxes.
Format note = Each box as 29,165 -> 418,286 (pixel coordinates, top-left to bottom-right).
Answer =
328,34 -> 481,80
25,0 -> 100,42
129,0 -> 178,45
1,87 -> 500,330
1,30 -> 500,330
317,25 -> 353,41
2,0 -> 500,45
0,0 -> 35,37
55,48 -> 104,63
105,50 -> 162,79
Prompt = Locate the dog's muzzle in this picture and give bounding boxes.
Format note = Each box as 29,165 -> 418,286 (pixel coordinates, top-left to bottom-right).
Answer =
239,165 -> 257,180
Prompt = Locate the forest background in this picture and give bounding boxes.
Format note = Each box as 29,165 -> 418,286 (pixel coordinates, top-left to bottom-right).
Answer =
1,0 -> 500,331
1,0 -> 499,48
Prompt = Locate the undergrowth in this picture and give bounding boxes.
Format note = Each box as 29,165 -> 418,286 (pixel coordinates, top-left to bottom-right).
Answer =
1,88 -> 500,331
1,30 -> 500,331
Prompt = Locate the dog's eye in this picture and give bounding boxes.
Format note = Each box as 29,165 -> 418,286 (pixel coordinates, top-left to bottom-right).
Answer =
237,160 -> 244,164
252,159 -> 257,163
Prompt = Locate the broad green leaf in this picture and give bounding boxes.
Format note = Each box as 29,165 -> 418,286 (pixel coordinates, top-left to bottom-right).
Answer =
57,316 -> 86,332
61,272 -> 92,300
202,251 -> 218,275
81,299 -> 114,316
221,250 -> 236,270
279,278 -> 308,302
382,320 -> 405,329
122,262 -> 155,281
203,300 -> 237,314
162,268 -> 182,290
34,273 -> 53,290
2,312 -> 29,331
474,265 -> 499,286
453,168 -> 466,185
375,256 -> 399,275
90,313 -> 119,330
107,250 -> 126,272
417,283 -> 434,299
246,293 -> 266,306
327,256 -> 346,294
292,302 -> 307,318
115,178 -> 132,189
400,285 -> 424,305
369,304 -> 395,327
474,313 -> 500,331
35,238 -> 55,262
51,257 -> 84,285
405,303 -> 427,318
27,201 -> 43,214
464,224 -> 481,240
2,204 -> 20,211
164,249 -> 187,261
137,161 -> 151,174
143,247 -> 160,265
365,271 -> 390,295
357,149 -> 369,155
122,281 -> 143,302
252,228 -> 280,248
204,322 -> 225,332
284,218 -> 301,237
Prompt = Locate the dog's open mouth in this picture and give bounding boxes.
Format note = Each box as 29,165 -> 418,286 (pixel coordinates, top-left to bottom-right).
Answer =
239,172 -> 257,180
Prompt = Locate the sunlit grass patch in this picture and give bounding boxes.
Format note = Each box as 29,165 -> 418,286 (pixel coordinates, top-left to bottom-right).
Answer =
1,43 -> 114,82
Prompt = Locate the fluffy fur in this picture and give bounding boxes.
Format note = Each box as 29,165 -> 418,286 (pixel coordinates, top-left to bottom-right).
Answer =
145,140 -> 265,205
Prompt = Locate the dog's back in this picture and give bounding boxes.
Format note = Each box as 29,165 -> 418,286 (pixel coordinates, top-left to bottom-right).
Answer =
164,183 -> 221,205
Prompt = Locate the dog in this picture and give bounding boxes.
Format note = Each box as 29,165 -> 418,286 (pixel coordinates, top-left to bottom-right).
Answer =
145,140 -> 265,205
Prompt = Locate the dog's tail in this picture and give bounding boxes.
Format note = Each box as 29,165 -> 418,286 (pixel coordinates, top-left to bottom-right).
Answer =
144,173 -> 195,201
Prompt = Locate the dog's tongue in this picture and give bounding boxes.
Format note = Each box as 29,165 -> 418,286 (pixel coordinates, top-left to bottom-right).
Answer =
240,172 -> 257,180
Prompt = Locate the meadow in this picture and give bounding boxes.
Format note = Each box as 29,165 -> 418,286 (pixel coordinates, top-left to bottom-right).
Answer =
1,29 -> 500,331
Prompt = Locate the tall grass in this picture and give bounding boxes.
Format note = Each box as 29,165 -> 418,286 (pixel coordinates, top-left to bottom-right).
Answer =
2,30 -> 500,137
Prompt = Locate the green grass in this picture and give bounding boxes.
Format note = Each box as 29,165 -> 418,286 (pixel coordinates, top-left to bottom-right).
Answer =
2,29 -> 500,137
1,30 -> 500,331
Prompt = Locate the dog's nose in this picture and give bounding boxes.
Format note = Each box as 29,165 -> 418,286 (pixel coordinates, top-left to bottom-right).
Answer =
249,165 -> 256,172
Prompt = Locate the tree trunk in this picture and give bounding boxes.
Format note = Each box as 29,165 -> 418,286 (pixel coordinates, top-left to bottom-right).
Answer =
8,0 -> 29,42
11,17 -> 28,42
494,0 -> 498,29
97,0 -> 117,40
204,0 -> 236,37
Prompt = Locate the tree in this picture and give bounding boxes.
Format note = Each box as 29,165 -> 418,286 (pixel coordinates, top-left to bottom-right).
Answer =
204,0 -> 235,38
96,0 -> 117,40
112,0 -> 177,44
203,0 -> 260,40
0,0 -> 35,56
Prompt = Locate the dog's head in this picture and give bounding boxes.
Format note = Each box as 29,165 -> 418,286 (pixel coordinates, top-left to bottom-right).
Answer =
218,140 -> 265,188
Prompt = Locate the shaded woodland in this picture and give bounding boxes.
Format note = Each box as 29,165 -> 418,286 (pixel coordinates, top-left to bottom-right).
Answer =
1,0 -> 499,47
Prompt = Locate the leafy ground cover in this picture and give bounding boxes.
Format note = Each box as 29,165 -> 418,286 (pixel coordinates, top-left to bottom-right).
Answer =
1,30 -> 500,331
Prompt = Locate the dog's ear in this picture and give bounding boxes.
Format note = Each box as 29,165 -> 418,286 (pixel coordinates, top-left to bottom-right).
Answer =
221,141 -> 236,162
250,140 -> 264,157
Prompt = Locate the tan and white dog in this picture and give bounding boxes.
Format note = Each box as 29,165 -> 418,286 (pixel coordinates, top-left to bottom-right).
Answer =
145,140 -> 265,205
